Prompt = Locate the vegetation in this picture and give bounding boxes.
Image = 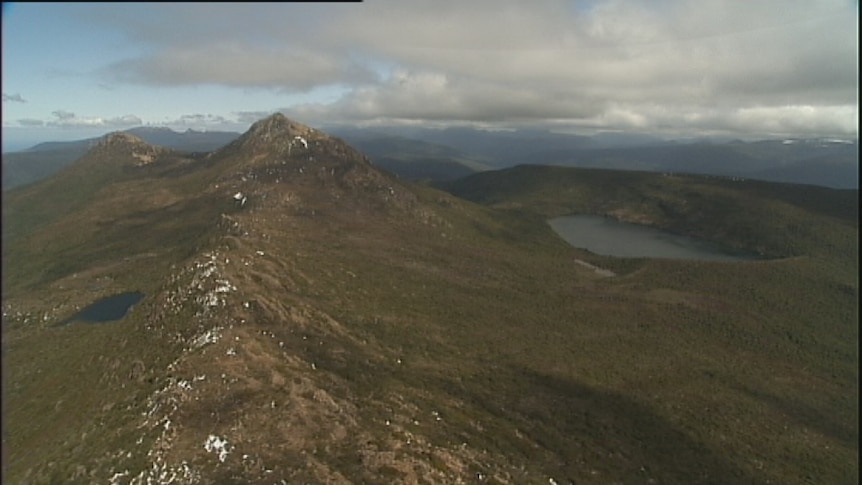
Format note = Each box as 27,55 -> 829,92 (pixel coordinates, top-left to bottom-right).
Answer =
442,164 -> 858,259
2,118 -> 857,484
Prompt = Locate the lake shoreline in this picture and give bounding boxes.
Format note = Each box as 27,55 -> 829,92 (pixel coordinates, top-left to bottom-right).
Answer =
549,215 -> 764,261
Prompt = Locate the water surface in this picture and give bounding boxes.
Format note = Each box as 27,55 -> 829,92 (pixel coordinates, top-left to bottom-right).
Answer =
59,291 -> 145,326
549,215 -> 762,261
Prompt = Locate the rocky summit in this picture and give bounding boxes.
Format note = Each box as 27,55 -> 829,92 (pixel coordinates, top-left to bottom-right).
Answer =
4,114 -> 540,483
2,115 -> 857,485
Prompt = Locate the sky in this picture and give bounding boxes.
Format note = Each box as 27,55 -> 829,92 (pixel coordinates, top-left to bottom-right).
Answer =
1,1 -> 858,151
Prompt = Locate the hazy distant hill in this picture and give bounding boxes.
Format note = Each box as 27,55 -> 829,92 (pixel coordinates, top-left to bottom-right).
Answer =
2,127 -> 240,190
5,124 -> 857,190
124,126 -> 241,153
548,139 -> 859,189
332,126 -> 859,189
363,125 -> 598,167
747,152 -> 859,188
330,128 -> 489,181
2,145 -> 92,191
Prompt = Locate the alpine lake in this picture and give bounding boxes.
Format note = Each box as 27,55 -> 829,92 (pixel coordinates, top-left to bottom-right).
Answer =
58,291 -> 145,326
548,215 -> 764,261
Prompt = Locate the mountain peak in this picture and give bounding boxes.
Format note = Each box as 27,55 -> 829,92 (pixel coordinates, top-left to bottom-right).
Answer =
220,113 -> 333,159
246,113 -> 316,140
100,131 -> 148,146
92,131 -> 169,166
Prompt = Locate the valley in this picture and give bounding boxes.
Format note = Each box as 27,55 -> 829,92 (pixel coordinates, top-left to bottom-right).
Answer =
2,114 -> 857,484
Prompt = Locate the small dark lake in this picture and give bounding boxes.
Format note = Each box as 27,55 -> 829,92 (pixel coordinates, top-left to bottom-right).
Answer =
59,291 -> 145,326
548,215 -> 763,261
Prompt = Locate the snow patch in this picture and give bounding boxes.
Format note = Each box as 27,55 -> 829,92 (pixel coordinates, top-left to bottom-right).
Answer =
190,327 -> 222,349
204,435 -> 231,463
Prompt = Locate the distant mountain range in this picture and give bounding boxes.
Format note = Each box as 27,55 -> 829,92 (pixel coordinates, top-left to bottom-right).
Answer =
3,124 -> 857,190
1,127 -> 240,190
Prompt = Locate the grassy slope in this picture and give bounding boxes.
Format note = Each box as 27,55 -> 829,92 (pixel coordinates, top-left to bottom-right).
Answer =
2,141 -> 236,482
2,155 -> 857,483
443,164 -> 858,258
438,165 -> 858,482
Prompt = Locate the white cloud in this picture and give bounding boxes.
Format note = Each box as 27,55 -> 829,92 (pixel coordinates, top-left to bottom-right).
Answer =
105,42 -> 376,91
16,118 -> 44,127
46,111 -> 142,128
306,0 -> 858,137
172,114 -> 227,126
234,110 -> 278,124
11,1 -> 861,139
2,93 -> 27,103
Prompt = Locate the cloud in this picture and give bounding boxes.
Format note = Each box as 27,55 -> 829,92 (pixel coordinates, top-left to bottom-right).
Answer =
52,110 -> 76,121
72,1 -> 860,138
150,113 -> 255,133
234,111 -> 277,123
47,111 -> 142,128
2,93 -> 27,103
104,42 -> 377,91
301,0 -> 857,137
17,118 -> 44,126
168,113 -> 228,126
292,68 -> 604,125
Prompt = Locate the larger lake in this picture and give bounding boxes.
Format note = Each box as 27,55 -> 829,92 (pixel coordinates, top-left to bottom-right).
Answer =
548,215 -> 763,261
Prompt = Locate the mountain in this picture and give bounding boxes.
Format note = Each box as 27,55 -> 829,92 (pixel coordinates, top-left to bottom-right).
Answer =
1,127 -> 240,190
1,145 -> 93,191
5,124 -> 857,191
124,127 -> 241,153
328,125 -> 860,189
441,164 -> 858,258
344,125 -> 598,167
747,152 -> 859,188
3,115 -> 858,484
329,128 -> 488,182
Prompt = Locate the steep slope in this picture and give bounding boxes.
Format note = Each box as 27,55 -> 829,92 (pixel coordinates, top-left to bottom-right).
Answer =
3,116 -> 858,484
2,127 -> 240,191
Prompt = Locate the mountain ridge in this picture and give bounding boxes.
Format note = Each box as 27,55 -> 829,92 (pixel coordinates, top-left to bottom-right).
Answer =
4,122 -> 857,191
2,114 -> 857,484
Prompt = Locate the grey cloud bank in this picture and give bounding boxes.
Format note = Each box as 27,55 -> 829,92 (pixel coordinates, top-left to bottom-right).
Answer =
3,93 -> 27,103
46,111 -> 143,128
6,1 -> 859,141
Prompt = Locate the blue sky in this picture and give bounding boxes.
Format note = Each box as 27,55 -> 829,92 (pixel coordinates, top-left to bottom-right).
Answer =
2,1 -> 858,151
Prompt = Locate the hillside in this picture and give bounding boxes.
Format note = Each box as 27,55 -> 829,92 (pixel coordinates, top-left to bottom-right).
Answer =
442,164 -> 859,259
1,127 -> 240,191
2,116 -> 858,484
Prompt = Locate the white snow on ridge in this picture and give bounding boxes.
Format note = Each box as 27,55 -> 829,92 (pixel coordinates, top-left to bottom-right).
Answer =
294,136 -> 308,149
204,435 -> 231,463
232,192 -> 247,206
189,326 -> 222,349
